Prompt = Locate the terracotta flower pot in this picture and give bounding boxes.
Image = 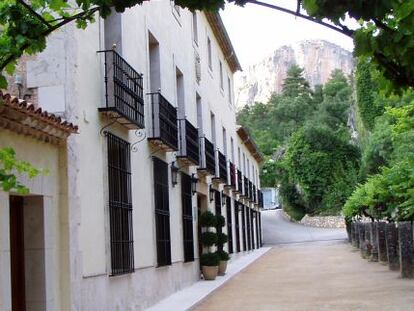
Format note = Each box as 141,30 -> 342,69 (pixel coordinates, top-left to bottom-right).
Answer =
218,260 -> 228,276
202,265 -> 218,280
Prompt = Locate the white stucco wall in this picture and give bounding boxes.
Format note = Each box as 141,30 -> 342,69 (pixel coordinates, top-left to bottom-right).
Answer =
17,1 -> 263,309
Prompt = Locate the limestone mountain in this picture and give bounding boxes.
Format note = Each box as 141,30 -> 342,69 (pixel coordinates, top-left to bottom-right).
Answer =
235,40 -> 355,107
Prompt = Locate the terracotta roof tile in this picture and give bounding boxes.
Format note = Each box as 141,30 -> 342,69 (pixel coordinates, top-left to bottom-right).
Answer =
0,91 -> 78,133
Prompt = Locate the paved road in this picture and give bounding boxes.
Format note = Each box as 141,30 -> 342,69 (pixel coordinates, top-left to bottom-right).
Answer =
262,209 -> 347,245
194,210 -> 414,311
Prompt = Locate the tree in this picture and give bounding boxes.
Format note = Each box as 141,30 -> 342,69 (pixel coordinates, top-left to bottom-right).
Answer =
1,1 -> 414,89
356,59 -> 383,131
281,65 -> 311,99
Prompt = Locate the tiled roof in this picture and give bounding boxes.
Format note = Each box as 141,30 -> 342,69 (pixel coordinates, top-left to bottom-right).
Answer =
0,91 -> 78,144
205,12 -> 242,73
237,125 -> 264,163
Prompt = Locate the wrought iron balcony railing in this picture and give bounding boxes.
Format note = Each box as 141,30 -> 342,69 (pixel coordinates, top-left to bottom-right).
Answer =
258,190 -> 264,208
253,185 -> 257,203
237,169 -> 243,194
97,50 -> 144,129
244,176 -> 249,199
198,136 -> 216,175
177,119 -> 199,165
148,92 -> 178,151
216,151 -> 228,183
249,181 -> 253,201
229,162 -> 236,190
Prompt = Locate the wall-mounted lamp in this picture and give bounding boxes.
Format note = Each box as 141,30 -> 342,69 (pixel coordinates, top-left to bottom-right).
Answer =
209,184 -> 214,202
191,174 -> 198,196
171,161 -> 179,187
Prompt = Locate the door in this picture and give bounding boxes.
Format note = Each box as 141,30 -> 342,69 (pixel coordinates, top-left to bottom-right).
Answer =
10,196 -> 26,311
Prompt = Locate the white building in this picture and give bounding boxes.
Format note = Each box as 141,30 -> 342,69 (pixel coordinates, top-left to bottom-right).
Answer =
0,2 -> 264,310
262,187 -> 280,210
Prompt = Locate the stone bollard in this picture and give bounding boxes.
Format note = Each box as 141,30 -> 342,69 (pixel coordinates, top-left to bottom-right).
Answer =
351,223 -> 357,247
363,223 -> 372,259
370,222 -> 378,262
385,223 -> 400,271
353,222 -> 360,248
398,222 -> 414,278
358,222 -> 366,257
376,222 -> 387,263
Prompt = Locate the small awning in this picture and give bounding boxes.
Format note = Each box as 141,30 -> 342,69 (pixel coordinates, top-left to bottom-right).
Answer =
0,91 -> 78,145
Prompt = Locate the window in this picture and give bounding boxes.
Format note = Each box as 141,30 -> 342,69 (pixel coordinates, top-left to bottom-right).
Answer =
210,112 -> 216,143
219,61 -> 224,90
181,173 -> 194,262
207,37 -> 212,70
153,157 -> 171,267
214,190 -> 223,251
227,76 -> 232,105
230,137 -> 235,163
226,196 -> 233,254
234,200 -> 240,252
176,67 -> 185,118
192,12 -> 198,44
107,133 -> 134,275
241,204 -> 247,251
222,127 -> 227,156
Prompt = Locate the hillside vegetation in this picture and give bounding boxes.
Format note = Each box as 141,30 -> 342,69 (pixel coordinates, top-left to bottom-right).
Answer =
238,60 -> 414,222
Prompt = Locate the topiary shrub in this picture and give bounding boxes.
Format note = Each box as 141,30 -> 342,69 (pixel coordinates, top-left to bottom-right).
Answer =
200,252 -> 219,267
199,211 -> 217,228
216,250 -> 230,261
200,231 -> 218,246
217,232 -> 228,245
216,215 -> 225,228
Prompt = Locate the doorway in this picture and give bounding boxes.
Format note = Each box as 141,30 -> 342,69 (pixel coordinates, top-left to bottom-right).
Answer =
9,195 -> 46,311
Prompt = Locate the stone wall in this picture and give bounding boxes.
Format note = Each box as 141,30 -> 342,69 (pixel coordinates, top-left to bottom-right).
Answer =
300,215 -> 345,228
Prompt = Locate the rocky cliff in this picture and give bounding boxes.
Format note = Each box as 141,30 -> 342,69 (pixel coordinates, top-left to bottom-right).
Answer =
235,40 -> 355,107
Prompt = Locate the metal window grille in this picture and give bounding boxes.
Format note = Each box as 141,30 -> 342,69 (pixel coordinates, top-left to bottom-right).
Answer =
181,173 -> 195,262
153,157 -> 172,266
214,190 -> 223,251
226,196 -> 233,254
250,208 -> 254,250
246,207 -> 251,251
241,204 -> 247,251
244,177 -> 249,199
107,133 -> 134,275
234,200 -> 240,252
229,162 -> 236,189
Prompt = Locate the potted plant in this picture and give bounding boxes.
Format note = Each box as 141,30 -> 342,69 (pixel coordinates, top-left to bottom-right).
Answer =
199,211 -> 219,280
216,249 -> 230,275
200,253 -> 220,280
216,214 -> 230,275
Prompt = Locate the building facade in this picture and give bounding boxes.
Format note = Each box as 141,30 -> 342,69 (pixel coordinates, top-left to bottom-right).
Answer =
0,1 -> 264,310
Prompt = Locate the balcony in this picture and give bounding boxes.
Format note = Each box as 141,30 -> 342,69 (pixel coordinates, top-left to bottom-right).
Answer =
249,181 -> 253,201
148,92 -> 178,151
177,119 -> 199,166
198,136 -> 216,176
253,185 -> 257,204
228,162 -> 236,190
258,190 -> 263,208
237,169 -> 243,195
97,50 -> 144,129
213,150 -> 228,184
244,177 -> 249,199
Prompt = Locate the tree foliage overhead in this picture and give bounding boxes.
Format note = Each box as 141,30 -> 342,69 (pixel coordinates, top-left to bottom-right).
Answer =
0,0 -> 414,89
